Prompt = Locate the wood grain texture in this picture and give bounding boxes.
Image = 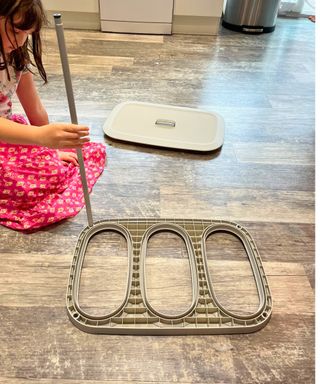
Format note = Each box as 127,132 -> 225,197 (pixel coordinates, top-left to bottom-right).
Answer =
1,17 -> 315,383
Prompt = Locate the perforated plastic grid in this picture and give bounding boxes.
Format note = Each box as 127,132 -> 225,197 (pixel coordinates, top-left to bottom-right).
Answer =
67,219 -> 272,335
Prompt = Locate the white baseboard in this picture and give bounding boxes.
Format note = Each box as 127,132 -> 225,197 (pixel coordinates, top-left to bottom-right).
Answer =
101,20 -> 172,34
172,16 -> 221,35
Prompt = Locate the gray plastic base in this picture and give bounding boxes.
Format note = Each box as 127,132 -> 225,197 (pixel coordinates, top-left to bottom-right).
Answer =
67,219 -> 272,335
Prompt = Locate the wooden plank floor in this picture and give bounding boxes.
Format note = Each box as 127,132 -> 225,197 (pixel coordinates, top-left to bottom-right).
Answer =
0,17 -> 315,383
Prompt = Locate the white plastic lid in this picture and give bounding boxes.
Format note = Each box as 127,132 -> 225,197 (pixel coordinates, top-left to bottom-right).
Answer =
103,101 -> 224,151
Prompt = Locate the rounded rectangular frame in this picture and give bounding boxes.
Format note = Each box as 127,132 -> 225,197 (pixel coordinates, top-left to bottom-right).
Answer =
67,218 -> 272,335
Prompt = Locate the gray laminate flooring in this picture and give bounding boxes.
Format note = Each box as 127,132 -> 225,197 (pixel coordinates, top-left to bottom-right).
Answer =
0,17 -> 315,383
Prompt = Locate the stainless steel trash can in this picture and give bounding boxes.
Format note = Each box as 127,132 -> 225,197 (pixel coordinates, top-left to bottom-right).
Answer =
222,0 -> 281,34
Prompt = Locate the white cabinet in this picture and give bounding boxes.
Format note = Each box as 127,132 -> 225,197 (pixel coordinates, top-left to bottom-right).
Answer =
173,0 -> 224,35
42,0 -> 100,29
174,0 -> 222,17
99,0 -> 174,34
42,0 -> 99,13
42,0 -> 223,34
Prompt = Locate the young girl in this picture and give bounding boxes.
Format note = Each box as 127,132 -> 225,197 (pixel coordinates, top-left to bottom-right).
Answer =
0,0 -> 106,231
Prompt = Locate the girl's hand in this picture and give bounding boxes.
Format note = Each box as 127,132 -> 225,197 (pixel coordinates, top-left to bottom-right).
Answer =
57,150 -> 79,166
37,123 -> 90,148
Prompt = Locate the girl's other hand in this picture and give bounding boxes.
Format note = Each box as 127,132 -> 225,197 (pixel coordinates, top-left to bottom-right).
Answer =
38,123 -> 90,148
57,150 -> 79,166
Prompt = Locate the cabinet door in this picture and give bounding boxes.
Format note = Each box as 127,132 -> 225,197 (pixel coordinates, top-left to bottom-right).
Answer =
42,0 -> 99,13
174,0 -> 222,17
100,0 -> 174,23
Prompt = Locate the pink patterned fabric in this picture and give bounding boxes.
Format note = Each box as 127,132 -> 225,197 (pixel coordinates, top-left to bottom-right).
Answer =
0,115 -> 106,231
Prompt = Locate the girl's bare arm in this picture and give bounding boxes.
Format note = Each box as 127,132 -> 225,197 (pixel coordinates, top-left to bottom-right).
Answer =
5,71 -> 90,148
0,117 -> 90,148
16,71 -> 49,126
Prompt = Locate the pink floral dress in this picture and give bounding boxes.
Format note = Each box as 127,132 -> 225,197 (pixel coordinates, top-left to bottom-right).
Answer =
0,64 -> 106,231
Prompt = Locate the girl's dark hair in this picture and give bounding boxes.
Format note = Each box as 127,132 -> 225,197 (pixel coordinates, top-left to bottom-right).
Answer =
0,0 -> 48,82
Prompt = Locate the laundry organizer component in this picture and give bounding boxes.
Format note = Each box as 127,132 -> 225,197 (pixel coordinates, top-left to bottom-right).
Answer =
67,219 -> 272,335
54,15 -> 272,335
103,101 -> 225,152
54,14 -> 93,227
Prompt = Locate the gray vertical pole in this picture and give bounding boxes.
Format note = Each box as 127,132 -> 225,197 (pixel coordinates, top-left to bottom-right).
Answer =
54,13 -> 93,227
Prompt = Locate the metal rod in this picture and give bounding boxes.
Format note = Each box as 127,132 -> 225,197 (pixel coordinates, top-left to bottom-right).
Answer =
54,13 -> 93,227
